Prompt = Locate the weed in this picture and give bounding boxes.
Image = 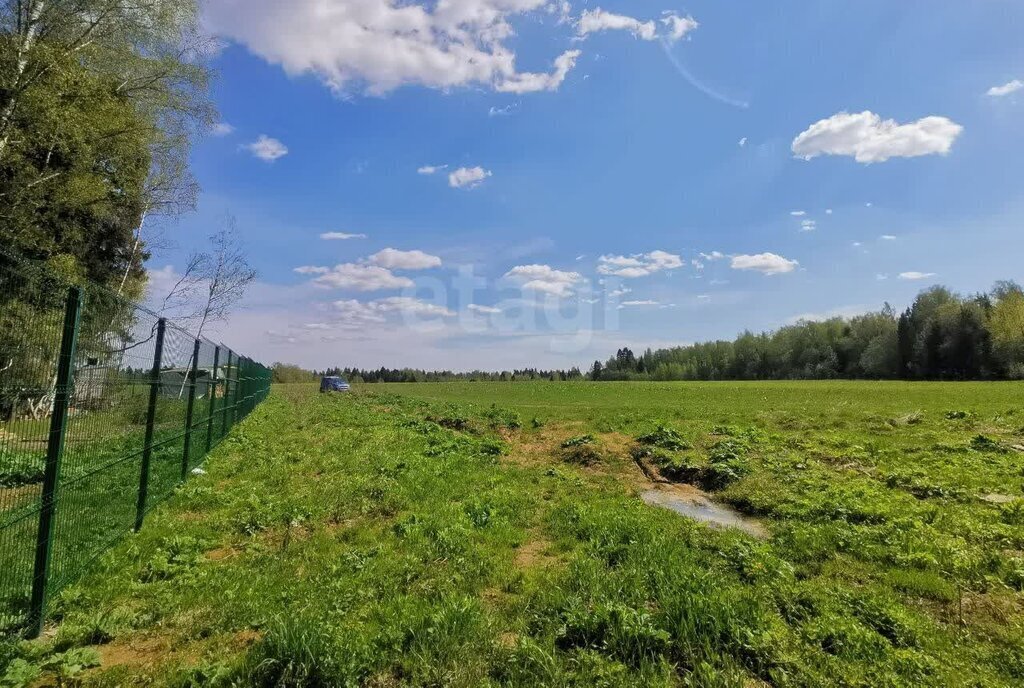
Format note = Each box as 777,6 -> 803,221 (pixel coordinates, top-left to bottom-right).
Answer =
561,434 -> 595,448
636,425 -> 691,450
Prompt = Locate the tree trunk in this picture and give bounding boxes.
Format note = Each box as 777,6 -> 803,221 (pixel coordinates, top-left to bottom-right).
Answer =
0,0 -> 46,162
117,209 -> 147,296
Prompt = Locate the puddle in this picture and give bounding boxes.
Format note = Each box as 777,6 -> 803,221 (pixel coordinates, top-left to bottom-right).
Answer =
641,486 -> 767,538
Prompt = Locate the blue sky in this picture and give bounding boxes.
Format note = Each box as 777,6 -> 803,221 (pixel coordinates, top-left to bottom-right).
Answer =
151,1 -> 1024,370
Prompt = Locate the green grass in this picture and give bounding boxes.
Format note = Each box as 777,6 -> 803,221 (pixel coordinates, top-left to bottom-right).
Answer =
2,381 -> 1023,686
0,388 -> 250,634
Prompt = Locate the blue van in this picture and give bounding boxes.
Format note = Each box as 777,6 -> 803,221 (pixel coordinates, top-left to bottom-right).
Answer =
319,376 -> 351,393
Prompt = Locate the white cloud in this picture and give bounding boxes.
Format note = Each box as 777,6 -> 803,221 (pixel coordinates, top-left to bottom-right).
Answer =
294,265 -> 330,275
880,234 -> 897,241
660,12 -> 698,41
368,248 -> 442,270
790,210 -> 806,216
504,264 -> 583,296
607,287 -> 632,298
699,251 -> 725,261
597,250 -> 683,278
646,250 -> 684,270
243,135 -> 289,162
577,8 -> 657,40
313,263 -> 415,291
791,111 -> 963,163
495,49 -> 580,94
489,104 -> 517,117
800,219 -> 817,232
876,274 -> 889,281
825,209 -> 833,215
332,299 -> 388,326
468,304 -> 502,314
986,79 -> 1022,97
620,299 -> 659,307
787,305 -> 871,324
211,122 -> 235,136
738,137 -> 747,147
449,166 -> 493,188
898,271 -> 936,281
730,253 -> 799,275
204,0 -> 580,96
373,296 -> 454,317
546,1 -> 571,23
303,323 -> 332,330
320,232 -> 367,240
418,164 -> 447,175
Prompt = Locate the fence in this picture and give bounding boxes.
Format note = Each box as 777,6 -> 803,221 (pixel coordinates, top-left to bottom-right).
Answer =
0,251 -> 271,637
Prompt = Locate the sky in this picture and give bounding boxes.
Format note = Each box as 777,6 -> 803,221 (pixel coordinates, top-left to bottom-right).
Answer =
150,1 -> 1024,371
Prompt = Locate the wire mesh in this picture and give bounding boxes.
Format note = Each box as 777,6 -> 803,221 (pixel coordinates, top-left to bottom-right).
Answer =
0,251 -> 271,635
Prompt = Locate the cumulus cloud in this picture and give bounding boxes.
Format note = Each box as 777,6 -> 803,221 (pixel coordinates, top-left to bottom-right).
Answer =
243,135 -> 289,161
468,304 -> 502,314
987,79 -> 1022,97
312,263 -> 415,291
417,164 -> 447,175
504,264 -> 584,296
449,166 -> 493,188
577,8 -> 657,40
368,248 -> 442,270
660,12 -> 698,41
898,271 -> 936,281
730,253 -> 799,275
597,250 -> 683,278
293,265 -> 330,275
791,111 -> 963,163
204,0 -> 581,96
332,299 -> 388,326
320,232 -> 367,240
699,251 -> 725,261
211,122 -> 235,136
496,49 -> 580,93
373,296 -> 454,317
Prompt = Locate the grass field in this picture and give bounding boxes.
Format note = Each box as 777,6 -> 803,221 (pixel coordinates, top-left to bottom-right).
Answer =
2,381 -> 1023,686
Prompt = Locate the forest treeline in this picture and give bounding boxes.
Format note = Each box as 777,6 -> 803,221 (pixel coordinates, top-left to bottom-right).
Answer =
595,282 -> 1024,382
277,281 -> 1024,383
271,363 -> 586,384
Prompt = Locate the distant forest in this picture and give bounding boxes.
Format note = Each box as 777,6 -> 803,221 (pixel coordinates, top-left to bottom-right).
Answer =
273,281 -> 1024,383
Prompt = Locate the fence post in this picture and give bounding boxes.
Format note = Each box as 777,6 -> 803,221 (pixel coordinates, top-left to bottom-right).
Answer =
180,339 -> 201,481
135,319 -> 166,532
206,345 -> 219,453
28,286 -> 82,637
220,350 -> 233,439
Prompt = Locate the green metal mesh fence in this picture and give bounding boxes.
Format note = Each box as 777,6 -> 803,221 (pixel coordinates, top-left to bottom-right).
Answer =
0,251 -> 271,637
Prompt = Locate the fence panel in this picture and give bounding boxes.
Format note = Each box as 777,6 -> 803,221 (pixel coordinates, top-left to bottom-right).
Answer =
0,252 -> 271,636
